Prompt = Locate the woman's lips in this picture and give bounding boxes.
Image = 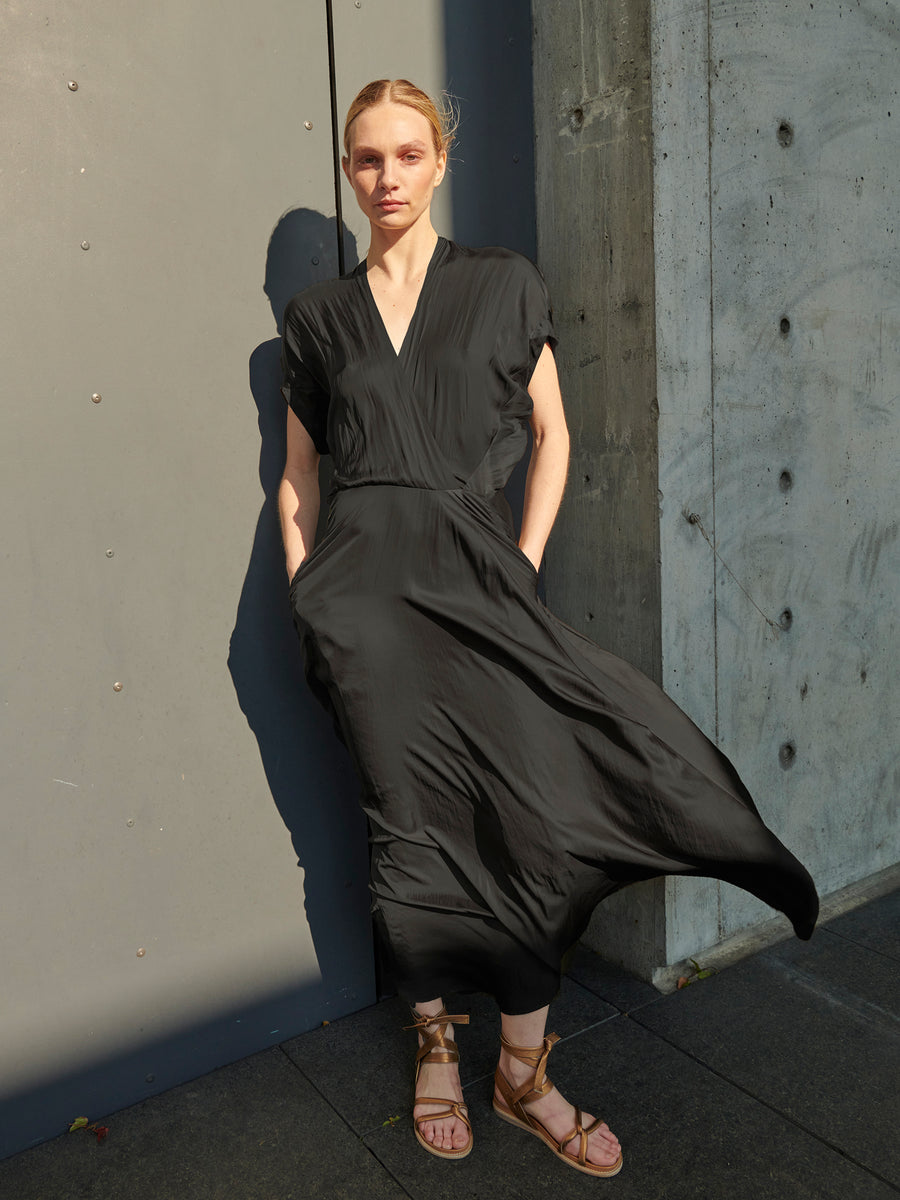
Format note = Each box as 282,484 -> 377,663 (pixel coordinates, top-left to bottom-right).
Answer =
377,200 -> 405,211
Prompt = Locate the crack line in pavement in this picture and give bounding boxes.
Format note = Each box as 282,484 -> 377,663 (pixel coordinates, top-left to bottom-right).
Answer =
627,1016 -> 900,1193
276,1044 -> 417,1198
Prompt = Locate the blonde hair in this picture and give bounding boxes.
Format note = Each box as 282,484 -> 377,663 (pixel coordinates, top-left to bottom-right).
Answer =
343,79 -> 457,157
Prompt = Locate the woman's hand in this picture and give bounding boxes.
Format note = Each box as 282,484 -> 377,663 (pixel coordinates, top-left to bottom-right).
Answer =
519,344 -> 570,571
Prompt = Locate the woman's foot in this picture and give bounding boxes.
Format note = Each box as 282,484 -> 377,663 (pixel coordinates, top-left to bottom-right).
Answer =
496,1041 -> 621,1171
407,1006 -> 472,1157
414,1022 -> 469,1152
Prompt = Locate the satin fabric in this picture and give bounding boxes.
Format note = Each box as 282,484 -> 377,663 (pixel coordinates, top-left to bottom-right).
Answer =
282,238 -> 818,1012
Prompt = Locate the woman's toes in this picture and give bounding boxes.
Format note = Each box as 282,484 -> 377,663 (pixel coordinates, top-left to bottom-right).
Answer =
589,1128 -> 621,1165
424,1116 -> 466,1150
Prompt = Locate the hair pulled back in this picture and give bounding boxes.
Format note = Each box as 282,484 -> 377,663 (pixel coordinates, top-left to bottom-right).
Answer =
343,79 -> 457,157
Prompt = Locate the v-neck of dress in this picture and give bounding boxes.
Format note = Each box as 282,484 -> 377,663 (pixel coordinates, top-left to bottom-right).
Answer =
359,237 -> 446,364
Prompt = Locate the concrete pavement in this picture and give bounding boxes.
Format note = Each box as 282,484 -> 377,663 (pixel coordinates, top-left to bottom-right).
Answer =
2,889 -> 897,1199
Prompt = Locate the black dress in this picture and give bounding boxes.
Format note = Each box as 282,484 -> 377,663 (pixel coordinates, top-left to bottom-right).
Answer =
282,238 -> 818,1014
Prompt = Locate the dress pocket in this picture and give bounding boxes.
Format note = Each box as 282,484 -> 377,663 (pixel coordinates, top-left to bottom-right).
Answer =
513,544 -> 539,577
288,560 -> 308,591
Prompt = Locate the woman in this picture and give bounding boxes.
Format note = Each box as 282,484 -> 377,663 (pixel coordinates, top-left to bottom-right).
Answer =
279,79 -> 818,1178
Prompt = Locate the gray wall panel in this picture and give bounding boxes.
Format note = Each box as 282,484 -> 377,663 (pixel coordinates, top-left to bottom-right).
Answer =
330,0 -> 451,257
442,3 -> 537,256
1,0 -> 373,1157
330,0 -> 537,259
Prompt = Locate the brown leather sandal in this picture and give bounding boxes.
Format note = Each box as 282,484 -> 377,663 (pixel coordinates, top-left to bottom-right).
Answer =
404,1007 -> 473,1160
493,1032 -> 623,1178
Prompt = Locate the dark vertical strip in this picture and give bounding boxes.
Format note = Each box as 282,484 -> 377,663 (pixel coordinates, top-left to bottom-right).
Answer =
705,0 -> 719,745
325,0 -> 345,275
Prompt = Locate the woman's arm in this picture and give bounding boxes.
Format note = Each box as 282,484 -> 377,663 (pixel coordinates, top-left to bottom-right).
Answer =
519,343 -> 570,572
278,407 -> 321,581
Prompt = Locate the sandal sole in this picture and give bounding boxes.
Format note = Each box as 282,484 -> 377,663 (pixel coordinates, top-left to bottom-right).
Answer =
493,1100 -> 623,1178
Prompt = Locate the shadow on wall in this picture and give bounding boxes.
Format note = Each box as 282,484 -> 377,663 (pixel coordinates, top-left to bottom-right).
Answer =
228,208 -> 375,1018
442,0 -> 538,537
0,211 -> 378,1164
441,0 -> 536,257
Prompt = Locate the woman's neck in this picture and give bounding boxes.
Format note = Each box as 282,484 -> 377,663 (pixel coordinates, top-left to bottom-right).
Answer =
366,221 -> 440,284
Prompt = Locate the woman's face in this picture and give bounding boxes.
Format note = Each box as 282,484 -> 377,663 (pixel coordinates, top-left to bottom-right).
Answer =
342,102 -> 446,234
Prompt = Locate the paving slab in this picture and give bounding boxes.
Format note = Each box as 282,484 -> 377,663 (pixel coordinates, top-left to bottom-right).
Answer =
565,942 -> 665,1012
823,887 -> 900,960
0,1046 -> 408,1200
364,1016 -> 894,1200
3,891 -> 897,1198
633,918 -> 900,1185
282,975 -> 617,1137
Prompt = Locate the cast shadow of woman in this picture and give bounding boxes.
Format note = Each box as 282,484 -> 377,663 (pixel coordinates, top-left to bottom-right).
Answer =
228,208 -> 375,1024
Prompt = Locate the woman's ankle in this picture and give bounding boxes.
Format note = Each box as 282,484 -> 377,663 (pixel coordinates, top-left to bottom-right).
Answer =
411,997 -> 445,1018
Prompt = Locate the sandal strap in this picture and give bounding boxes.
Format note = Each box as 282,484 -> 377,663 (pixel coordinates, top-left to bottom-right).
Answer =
405,1008 -> 470,1077
495,1035 -> 617,1174
406,1010 -> 474,1158
495,1032 -> 560,1113
415,1098 -> 469,1117
557,1106 -> 604,1164
403,1008 -> 470,1032
414,1099 -> 472,1137
499,1030 -> 559,1071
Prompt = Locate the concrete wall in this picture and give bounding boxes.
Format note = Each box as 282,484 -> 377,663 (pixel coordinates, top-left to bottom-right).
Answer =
532,0 -> 661,678
654,0 -> 900,966
535,0 -> 900,978
532,0 -> 669,968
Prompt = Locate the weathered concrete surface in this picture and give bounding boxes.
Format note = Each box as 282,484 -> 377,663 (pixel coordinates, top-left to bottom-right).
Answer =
532,0 -> 665,972
654,0 -> 900,961
538,0 -> 900,976
651,0 -> 730,959
532,0 -> 661,677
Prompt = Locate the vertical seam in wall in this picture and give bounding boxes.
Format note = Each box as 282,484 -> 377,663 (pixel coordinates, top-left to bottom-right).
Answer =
647,0 -> 663,681
325,0 -> 345,275
705,0 -> 720,746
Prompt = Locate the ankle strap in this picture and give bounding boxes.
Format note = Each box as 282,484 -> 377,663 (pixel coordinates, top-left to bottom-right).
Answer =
404,1008 -> 470,1032
499,1031 -> 560,1072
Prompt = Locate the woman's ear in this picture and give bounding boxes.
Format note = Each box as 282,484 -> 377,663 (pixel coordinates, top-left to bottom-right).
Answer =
434,149 -> 448,188
341,155 -> 351,183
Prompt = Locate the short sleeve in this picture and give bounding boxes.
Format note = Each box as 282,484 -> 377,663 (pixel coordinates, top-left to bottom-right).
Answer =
281,299 -> 330,455
509,257 -> 558,386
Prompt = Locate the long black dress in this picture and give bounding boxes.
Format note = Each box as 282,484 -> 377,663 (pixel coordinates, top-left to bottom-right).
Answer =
282,237 -> 818,1014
